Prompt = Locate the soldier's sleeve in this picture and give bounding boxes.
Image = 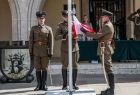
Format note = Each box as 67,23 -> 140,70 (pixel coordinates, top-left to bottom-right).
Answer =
54,24 -> 63,40
127,12 -> 137,21
92,25 -> 111,39
48,27 -> 54,55
29,27 -> 34,55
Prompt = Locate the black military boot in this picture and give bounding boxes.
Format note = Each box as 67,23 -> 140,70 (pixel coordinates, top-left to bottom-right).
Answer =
41,70 -> 48,91
62,69 -> 67,90
34,71 -> 42,91
101,73 -> 115,95
108,73 -> 115,94
72,69 -> 79,90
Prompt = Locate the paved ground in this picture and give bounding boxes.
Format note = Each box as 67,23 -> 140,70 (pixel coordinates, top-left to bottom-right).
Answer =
0,82 -> 140,95
0,62 -> 140,95
0,74 -> 140,95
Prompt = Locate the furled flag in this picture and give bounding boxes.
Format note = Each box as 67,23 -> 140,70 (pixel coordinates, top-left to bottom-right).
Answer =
72,15 -> 95,39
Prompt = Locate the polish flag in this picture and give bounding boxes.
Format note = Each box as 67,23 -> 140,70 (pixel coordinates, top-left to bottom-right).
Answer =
72,15 -> 95,38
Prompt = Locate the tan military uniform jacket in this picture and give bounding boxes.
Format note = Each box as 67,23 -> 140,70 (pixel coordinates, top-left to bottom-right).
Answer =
29,25 -> 54,57
55,21 -> 79,52
128,14 -> 140,39
93,21 -> 114,55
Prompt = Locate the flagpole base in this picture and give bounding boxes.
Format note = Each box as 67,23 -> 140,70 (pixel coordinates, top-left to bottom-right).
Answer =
69,91 -> 73,95
46,88 -> 96,95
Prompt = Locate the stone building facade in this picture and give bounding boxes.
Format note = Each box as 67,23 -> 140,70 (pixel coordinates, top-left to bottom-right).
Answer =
0,0 -> 140,57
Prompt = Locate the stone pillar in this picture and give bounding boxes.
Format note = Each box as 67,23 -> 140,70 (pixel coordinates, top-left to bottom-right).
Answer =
81,0 -> 89,17
126,0 -> 135,39
8,0 -> 19,41
8,0 -> 45,41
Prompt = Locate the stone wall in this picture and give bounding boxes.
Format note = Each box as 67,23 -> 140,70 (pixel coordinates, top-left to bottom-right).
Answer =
1,0 -> 139,57
8,0 -> 46,41
0,0 -> 12,41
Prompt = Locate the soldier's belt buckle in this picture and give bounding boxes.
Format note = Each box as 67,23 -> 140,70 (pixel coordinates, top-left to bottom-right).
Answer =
39,42 -> 42,45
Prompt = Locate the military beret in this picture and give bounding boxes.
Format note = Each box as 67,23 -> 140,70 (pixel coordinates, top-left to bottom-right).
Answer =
101,9 -> 113,17
61,10 -> 68,17
137,8 -> 140,13
36,11 -> 47,18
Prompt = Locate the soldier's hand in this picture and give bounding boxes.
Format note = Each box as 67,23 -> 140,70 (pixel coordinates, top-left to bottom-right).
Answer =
80,27 -> 87,34
48,54 -> 52,59
63,32 -> 68,39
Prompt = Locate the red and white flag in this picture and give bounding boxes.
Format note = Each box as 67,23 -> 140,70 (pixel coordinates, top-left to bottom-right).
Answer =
72,15 -> 95,38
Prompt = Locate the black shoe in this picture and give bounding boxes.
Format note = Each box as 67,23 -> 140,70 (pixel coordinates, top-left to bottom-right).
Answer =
101,73 -> 114,95
42,87 -> 48,91
62,85 -> 67,90
34,86 -> 42,91
34,86 -> 40,91
73,85 -> 79,90
101,88 -> 114,95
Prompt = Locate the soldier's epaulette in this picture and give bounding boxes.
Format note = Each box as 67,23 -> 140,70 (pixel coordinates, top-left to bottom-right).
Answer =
105,22 -> 112,28
45,25 -> 52,31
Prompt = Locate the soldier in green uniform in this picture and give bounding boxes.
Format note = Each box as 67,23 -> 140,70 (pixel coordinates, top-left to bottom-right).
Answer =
29,11 -> 54,91
55,10 -> 79,90
81,9 -> 115,95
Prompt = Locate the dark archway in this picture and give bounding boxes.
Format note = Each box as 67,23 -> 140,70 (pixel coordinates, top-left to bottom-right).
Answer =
89,0 -> 126,40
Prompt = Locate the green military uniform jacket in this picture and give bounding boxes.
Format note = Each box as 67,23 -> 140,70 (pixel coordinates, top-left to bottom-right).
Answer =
92,21 -> 114,55
55,21 -> 79,52
29,25 -> 54,57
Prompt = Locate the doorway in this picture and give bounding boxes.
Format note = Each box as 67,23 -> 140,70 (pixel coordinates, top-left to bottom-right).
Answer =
89,0 -> 126,40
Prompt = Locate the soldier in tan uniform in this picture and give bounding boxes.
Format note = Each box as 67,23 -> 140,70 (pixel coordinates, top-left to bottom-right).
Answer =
55,10 -> 79,90
128,8 -> 140,40
29,11 -> 54,91
81,9 -> 115,95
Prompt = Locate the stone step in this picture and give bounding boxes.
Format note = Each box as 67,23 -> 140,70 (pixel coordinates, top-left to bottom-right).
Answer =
46,62 -> 140,74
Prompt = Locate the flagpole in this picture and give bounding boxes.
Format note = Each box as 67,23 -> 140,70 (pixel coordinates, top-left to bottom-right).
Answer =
68,0 -> 73,93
